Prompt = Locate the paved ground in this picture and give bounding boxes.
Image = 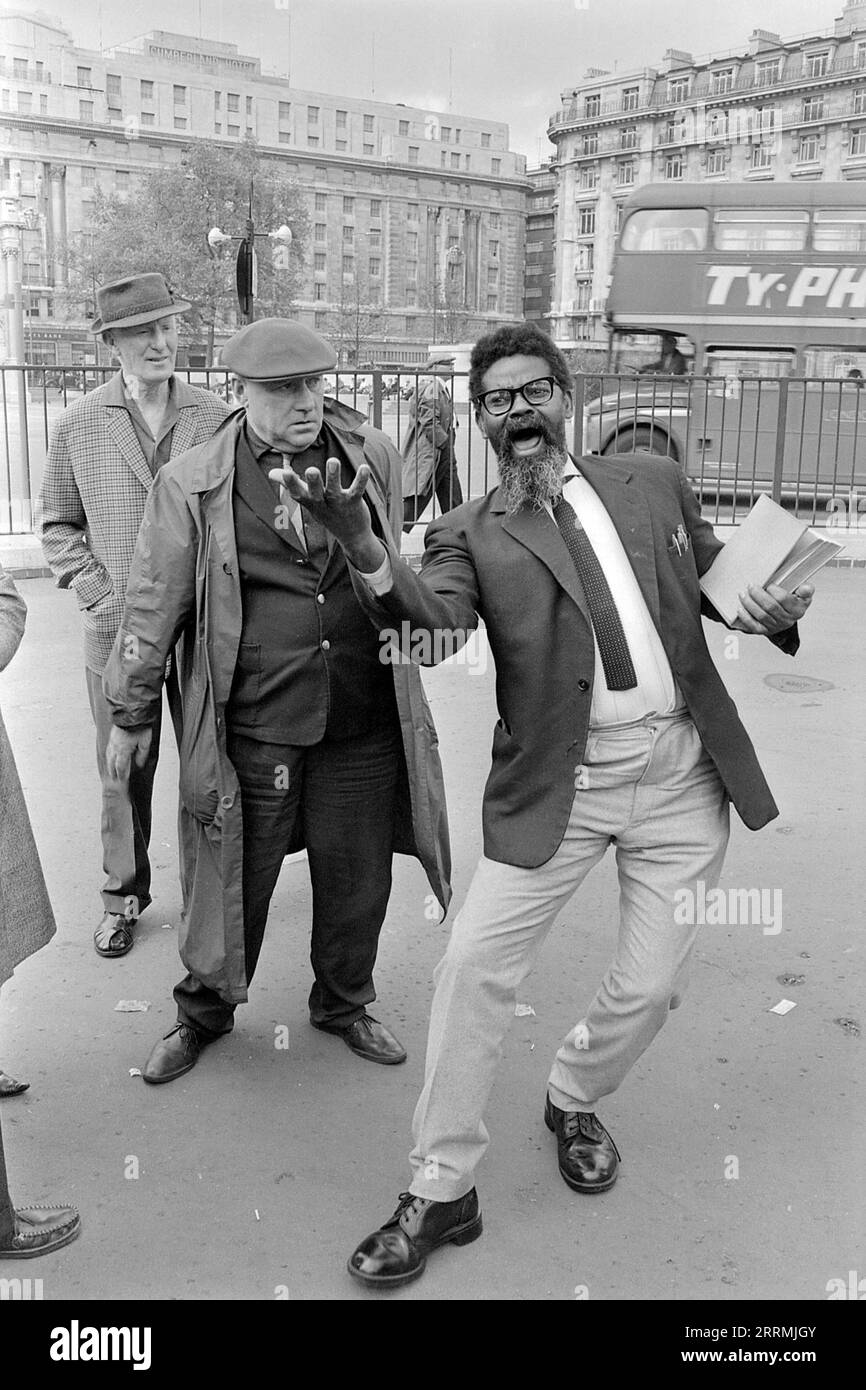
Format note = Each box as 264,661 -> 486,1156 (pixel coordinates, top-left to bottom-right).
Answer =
0,568 -> 863,1302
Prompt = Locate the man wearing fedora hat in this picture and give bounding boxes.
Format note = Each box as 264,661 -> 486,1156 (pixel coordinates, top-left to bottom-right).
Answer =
37,272 -> 230,960
100,317 -> 451,1083
401,356 -> 463,534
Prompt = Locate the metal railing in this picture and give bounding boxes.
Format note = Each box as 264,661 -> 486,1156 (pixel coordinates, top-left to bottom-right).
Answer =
2,366 -> 864,537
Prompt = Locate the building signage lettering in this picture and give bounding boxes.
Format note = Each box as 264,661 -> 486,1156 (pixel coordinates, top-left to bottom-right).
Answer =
706,264 -> 866,311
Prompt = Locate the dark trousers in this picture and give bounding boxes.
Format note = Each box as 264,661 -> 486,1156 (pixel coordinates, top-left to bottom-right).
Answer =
0,1113 -> 13,1243
86,662 -> 182,917
402,440 -> 463,534
174,719 -> 403,1038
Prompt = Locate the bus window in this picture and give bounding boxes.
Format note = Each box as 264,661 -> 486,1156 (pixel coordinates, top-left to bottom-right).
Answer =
705,349 -> 794,378
714,209 -> 808,252
813,209 -> 866,252
620,208 -> 708,252
804,347 -> 866,378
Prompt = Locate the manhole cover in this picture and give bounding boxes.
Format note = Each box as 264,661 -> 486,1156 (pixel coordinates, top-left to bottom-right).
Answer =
764,674 -> 835,693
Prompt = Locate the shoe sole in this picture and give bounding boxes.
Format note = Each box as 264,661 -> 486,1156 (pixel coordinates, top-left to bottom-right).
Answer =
346,1214 -> 483,1289
3,1219 -> 81,1259
544,1107 -> 620,1194
343,1043 -> 407,1066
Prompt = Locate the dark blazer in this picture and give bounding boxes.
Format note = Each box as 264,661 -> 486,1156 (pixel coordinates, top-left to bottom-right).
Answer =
354,454 -> 799,869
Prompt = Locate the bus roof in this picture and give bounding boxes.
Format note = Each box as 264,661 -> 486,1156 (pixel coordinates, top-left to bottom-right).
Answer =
620,182 -> 866,212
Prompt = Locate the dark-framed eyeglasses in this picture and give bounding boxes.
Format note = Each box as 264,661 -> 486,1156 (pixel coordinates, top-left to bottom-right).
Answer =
474,376 -> 557,417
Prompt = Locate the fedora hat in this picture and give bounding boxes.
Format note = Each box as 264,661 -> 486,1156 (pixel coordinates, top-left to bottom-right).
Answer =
91,273 -> 192,333
423,354 -> 455,371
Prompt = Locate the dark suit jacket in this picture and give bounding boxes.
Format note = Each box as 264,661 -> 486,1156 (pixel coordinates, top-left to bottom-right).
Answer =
353,454 -> 799,868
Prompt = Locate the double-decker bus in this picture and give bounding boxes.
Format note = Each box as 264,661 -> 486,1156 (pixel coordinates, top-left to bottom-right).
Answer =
583,183 -> 866,521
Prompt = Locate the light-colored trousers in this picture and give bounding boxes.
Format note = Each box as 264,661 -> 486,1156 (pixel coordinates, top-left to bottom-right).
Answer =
408,711 -> 730,1202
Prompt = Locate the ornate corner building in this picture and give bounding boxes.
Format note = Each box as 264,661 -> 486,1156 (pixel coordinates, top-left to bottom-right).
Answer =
546,0 -> 866,347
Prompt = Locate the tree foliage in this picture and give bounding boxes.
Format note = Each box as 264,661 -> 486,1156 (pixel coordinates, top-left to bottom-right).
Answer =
62,139 -> 309,358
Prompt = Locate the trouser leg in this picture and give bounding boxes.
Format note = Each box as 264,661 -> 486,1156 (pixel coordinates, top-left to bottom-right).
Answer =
0,1112 -> 13,1244
548,717 -> 730,1110
402,480 -> 434,535
173,736 -> 305,1038
86,666 -> 162,917
433,439 -> 463,514
305,721 -> 401,1028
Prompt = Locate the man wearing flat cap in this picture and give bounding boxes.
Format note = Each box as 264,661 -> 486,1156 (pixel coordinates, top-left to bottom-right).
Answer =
37,273 -> 229,960
401,356 -> 463,534
101,318 -> 451,1083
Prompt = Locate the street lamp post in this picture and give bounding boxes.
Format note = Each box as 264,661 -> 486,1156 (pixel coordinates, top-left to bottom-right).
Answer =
208,181 -> 293,331
0,189 -> 40,528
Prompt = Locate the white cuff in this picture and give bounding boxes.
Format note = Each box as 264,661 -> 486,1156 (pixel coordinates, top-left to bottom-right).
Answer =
355,551 -> 394,595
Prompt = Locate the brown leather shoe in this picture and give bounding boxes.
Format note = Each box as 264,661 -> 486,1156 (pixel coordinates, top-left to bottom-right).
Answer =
348,1189 -> 482,1288
93,911 -> 135,958
544,1096 -> 621,1193
317,1013 -> 407,1066
0,1070 -> 29,1097
142,1024 -> 204,1085
1,1204 -> 81,1258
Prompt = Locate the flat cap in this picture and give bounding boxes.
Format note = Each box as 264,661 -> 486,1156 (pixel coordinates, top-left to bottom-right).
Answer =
221,318 -> 337,381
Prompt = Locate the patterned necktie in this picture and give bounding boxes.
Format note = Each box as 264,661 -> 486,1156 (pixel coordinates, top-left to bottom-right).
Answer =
553,496 -> 637,691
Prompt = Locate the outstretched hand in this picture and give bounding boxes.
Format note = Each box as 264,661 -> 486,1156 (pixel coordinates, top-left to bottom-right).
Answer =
269,457 -> 386,572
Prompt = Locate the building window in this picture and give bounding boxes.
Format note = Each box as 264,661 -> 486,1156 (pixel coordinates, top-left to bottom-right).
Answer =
343,225 -> 354,243
486,294 -> 498,311
407,203 -> 418,219
662,115 -> 686,145
667,76 -> 690,102
307,136 -> 319,148
363,114 -> 374,132
706,109 -> 728,140
141,80 -> 153,101
214,91 -> 222,111
578,206 -> 596,236
408,146 -> 419,163
107,108 -> 122,123
336,140 -> 347,151
370,228 -> 381,248
802,95 -> 825,122
407,231 -> 418,253
854,90 -> 866,116
79,100 -> 93,121
481,131 -> 491,148
315,223 -> 326,240
173,85 -> 186,106
116,169 -> 129,191
77,66 -> 92,87
343,196 -> 354,213
665,153 -> 685,180
622,86 -> 639,111
13,58 -> 27,79
140,112 -> 154,127
491,157 -> 501,174
850,127 -> 866,156
756,58 -> 780,85
583,131 -> 598,156
405,287 -> 417,305
342,255 -> 354,274
106,74 -> 122,100
364,143 -> 375,155
224,93 -> 237,113
246,96 -> 253,116
575,243 -> 594,272
314,252 -> 326,271
174,117 -> 187,131
706,147 -> 727,175
752,105 -> 775,134
584,93 -> 600,117
489,239 -> 499,257
406,261 -> 417,281
370,198 -> 381,217
278,101 -> 291,123
308,105 -> 319,123
805,51 -> 829,78
798,133 -> 819,163
314,312 -> 326,328
711,68 -> 734,94
857,41 -> 866,67
617,160 -> 635,185
621,126 -> 638,150
336,109 -> 347,129
575,281 -> 591,311
227,123 -> 240,137
312,193 -> 326,213
40,93 -> 47,114
314,283 -> 325,301
369,257 -> 381,276
399,119 -> 409,136
579,165 -> 598,189
278,132 -> 292,144
750,142 -> 773,170
81,165 -> 95,188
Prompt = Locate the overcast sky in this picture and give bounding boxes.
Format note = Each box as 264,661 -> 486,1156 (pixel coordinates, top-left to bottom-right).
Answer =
11,0 -> 851,161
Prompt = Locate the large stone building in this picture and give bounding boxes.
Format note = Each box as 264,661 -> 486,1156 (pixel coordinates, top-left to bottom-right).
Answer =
547,0 -> 866,345
522,161 -> 556,330
0,11 -> 528,366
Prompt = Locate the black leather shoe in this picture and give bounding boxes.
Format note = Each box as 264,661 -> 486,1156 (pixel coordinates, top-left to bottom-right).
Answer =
318,1013 -> 407,1066
348,1189 -> 482,1288
1,1204 -> 81,1258
142,1024 -> 204,1085
544,1096 -> 621,1193
0,1070 -> 29,1097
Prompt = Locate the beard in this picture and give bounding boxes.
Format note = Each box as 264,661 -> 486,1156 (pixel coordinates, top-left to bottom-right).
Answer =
495,414 -> 569,516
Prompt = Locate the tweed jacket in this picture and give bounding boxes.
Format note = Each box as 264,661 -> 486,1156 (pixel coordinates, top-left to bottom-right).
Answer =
37,372 -> 230,672
0,564 -> 56,985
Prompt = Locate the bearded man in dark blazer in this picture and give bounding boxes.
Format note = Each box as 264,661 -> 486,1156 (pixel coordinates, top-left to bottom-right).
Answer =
278,321 -> 813,1290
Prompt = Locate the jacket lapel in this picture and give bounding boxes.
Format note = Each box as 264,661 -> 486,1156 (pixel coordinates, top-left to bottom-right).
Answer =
498,501 -> 591,628
102,403 -> 155,494
234,429 -> 306,556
